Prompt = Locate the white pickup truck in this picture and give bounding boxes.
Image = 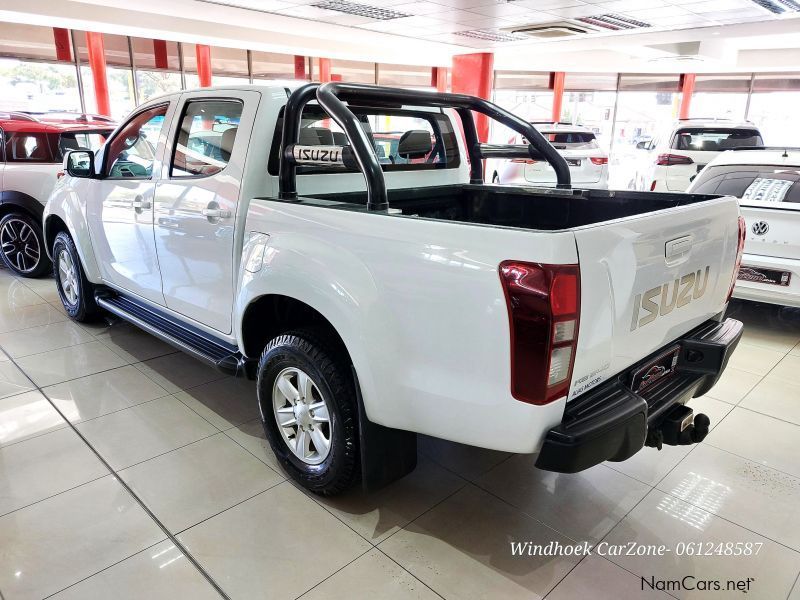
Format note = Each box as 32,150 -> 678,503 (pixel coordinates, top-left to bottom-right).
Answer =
45,83 -> 745,495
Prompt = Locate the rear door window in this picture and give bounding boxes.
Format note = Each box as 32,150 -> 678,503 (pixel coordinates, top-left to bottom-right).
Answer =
171,99 -> 243,177
4,132 -> 54,162
671,128 -> 763,152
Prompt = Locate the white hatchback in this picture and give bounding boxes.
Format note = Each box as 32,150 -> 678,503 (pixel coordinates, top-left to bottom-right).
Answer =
636,119 -> 763,192
688,147 -> 800,307
488,122 -> 609,189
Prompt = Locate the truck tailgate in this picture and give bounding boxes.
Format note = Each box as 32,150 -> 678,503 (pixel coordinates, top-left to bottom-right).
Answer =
568,197 -> 740,400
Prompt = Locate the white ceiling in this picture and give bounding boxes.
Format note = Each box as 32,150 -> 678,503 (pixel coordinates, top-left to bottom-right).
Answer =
1,0 -> 799,71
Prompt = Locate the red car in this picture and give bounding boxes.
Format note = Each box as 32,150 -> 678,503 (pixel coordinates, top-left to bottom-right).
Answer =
0,112 -> 115,276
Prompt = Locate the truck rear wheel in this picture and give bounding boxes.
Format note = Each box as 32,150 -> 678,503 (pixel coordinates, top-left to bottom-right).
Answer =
257,330 -> 359,495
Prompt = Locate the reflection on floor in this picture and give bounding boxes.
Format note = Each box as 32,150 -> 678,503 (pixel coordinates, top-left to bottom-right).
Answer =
0,269 -> 799,600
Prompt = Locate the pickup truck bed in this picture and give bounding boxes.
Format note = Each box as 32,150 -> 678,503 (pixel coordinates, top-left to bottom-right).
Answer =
307,184 -> 718,230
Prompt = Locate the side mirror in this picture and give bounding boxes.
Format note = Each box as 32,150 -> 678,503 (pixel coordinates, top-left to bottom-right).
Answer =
397,130 -> 433,159
635,141 -> 648,150
65,150 -> 95,178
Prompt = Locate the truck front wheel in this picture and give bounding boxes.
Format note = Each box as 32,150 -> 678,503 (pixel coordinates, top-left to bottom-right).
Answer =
257,330 -> 359,495
52,232 -> 98,322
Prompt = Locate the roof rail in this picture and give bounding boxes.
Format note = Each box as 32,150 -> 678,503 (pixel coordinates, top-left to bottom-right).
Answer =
0,111 -> 40,122
20,111 -> 116,124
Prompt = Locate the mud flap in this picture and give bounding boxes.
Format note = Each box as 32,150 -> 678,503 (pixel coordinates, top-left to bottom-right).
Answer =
353,369 -> 417,492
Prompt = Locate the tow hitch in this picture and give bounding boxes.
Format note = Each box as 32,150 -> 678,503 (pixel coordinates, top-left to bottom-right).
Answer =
645,404 -> 710,450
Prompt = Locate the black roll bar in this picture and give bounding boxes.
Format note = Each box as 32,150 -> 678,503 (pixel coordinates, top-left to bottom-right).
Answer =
279,82 -> 572,211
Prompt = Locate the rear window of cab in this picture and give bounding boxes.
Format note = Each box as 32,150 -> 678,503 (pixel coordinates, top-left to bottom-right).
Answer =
267,105 -> 460,176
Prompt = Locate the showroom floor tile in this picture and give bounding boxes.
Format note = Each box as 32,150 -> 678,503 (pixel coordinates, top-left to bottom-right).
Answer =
0,270 -> 798,600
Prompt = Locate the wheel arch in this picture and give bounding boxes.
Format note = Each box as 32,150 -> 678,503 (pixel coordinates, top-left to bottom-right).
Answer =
240,294 -> 353,367
0,191 -> 45,222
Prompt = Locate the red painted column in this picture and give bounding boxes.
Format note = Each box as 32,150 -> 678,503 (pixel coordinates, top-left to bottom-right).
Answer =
85,32 -> 111,117
196,44 -> 212,87
431,67 -> 447,92
153,40 -> 168,69
551,71 -> 565,122
294,56 -> 306,80
318,58 -> 331,83
679,73 -> 696,120
53,28 -> 71,62
451,53 -> 494,142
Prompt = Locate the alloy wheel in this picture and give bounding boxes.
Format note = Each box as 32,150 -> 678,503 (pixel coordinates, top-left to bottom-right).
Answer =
272,366 -> 332,465
57,249 -> 79,306
0,219 -> 41,274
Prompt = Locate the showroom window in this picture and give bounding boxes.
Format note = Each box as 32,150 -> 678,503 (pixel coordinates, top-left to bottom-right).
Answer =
0,23 -> 82,113
492,71 -> 553,144
747,73 -> 800,147
171,100 -> 243,177
378,63 -> 434,89
562,72 -> 619,153
252,51 -> 301,81
611,73 -> 682,188
131,37 -> 182,102
74,31 -> 136,119
691,73 -> 751,122
327,59 -> 376,84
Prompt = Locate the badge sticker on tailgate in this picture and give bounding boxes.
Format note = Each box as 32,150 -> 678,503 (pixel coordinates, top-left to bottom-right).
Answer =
631,346 -> 680,393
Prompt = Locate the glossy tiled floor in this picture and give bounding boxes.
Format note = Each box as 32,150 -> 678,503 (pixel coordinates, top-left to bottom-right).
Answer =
1,267 -> 800,600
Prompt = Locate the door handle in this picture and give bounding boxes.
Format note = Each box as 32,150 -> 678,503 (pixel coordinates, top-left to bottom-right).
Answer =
202,208 -> 232,219
132,196 -> 151,210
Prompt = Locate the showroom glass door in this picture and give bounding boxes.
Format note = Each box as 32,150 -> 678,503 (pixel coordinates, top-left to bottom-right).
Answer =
86,101 -> 174,305
153,91 -> 258,334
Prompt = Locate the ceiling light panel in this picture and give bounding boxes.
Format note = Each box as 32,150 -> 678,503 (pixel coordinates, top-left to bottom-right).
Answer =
576,13 -> 652,30
311,0 -> 411,20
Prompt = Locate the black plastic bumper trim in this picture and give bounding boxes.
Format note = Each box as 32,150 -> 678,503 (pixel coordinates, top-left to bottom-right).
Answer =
535,317 -> 743,474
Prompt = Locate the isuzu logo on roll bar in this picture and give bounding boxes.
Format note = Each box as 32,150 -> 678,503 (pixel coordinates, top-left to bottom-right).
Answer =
630,266 -> 711,331
291,145 -> 346,165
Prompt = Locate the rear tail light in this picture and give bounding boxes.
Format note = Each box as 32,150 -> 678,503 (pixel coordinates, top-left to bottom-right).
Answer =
656,153 -> 694,166
726,216 -> 747,302
511,158 -> 538,164
499,262 -> 580,405
56,171 -> 65,180
589,156 -> 608,165
650,180 -> 658,191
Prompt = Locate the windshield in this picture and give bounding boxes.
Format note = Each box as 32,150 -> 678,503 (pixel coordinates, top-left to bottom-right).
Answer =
691,164 -> 800,204
671,128 -> 763,152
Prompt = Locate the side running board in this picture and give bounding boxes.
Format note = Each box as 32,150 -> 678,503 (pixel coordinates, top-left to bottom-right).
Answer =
95,292 -> 250,377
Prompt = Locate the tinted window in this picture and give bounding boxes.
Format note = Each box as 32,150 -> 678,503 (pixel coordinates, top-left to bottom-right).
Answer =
542,131 -> 598,148
671,128 -> 763,151
171,100 -> 243,177
55,130 -> 112,159
4,132 -> 53,162
267,106 -> 460,175
691,164 -> 800,203
105,105 -> 168,178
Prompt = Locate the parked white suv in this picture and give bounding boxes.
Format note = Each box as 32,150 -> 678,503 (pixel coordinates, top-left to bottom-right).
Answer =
488,122 -> 608,189
635,119 -> 763,192
688,147 -> 800,307
46,83 -> 743,495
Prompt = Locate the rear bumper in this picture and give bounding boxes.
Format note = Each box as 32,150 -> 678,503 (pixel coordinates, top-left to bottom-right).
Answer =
535,317 -> 743,473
